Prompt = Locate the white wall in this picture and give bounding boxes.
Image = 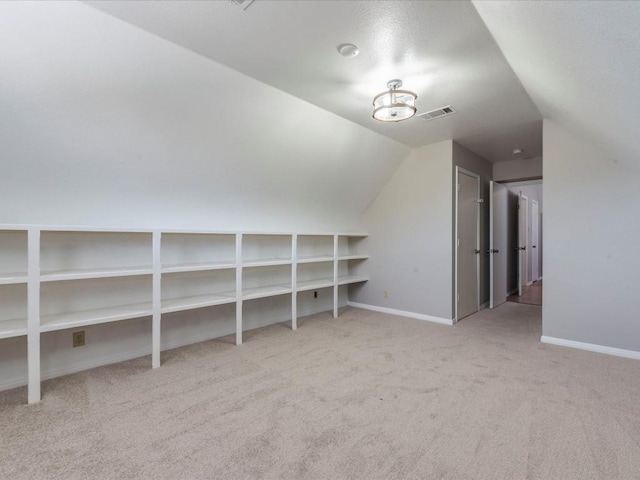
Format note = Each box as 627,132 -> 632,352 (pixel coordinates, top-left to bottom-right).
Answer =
543,120 -> 640,353
0,1 -> 411,392
493,156 -> 542,182
353,141 -> 454,321
0,1 -> 410,232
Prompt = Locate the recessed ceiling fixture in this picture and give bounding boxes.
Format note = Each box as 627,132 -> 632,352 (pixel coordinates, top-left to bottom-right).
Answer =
336,43 -> 359,57
372,79 -> 417,122
512,148 -> 522,155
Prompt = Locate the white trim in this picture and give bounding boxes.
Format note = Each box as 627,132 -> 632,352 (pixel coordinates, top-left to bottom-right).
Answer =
348,302 -> 454,325
541,336 -> 640,360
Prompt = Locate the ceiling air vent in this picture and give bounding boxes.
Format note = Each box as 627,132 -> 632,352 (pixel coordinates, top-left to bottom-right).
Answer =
228,0 -> 256,10
417,105 -> 457,121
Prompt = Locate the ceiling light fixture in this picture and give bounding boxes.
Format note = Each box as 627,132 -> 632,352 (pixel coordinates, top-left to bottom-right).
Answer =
337,43 -> 359,57
372,79 -> 417,122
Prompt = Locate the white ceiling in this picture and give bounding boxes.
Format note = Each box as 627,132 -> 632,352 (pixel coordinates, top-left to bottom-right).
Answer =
472,0 -> 640,166
84,0 -> 544,164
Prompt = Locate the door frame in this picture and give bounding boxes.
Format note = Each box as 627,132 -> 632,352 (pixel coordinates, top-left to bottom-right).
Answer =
454,166 -> 481,323
531,199 -> 540,282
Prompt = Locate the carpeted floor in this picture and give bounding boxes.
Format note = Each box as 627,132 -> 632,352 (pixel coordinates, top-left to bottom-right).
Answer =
1,303 -> 639,479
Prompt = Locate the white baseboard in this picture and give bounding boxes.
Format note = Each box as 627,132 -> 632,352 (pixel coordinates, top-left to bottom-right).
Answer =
347,302 -> 454,326
541,336 -> 640,361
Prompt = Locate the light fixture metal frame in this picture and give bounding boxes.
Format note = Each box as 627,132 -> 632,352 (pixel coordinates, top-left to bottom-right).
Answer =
372,79 -> 417,122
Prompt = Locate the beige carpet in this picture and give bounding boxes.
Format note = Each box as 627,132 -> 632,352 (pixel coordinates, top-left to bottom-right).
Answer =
1,303 -> 640,479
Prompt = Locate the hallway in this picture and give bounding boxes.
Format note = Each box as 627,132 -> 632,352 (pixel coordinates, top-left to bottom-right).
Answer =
507,280 -> 542,306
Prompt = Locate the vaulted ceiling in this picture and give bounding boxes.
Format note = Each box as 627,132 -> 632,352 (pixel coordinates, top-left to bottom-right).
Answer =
84,0 -> 544,164
83,0 -> 639,167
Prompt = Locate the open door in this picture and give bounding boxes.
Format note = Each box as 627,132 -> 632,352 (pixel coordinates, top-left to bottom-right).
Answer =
517,192 -> 524,296
489,181 -> 508,308
531,199 -> 539,281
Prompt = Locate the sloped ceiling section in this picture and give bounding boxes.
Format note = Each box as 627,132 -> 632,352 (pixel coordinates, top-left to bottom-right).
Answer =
473,0 -> 640,165
0,1 -> 410,231
84,0 -> 542,163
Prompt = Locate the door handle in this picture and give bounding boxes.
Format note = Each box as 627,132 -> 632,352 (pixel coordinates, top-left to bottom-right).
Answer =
487,249 -> 499,254
474,249 -> 481,254
532,245 -> 537,248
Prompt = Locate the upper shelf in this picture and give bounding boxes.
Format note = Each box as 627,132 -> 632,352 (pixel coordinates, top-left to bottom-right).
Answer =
337,255 -> 369,261
337,275 -> 369,286
161,261 -> 236,274
161,292 -> 236,314
242,284 -> 292,301
242,258 -> 292,268
40,266 -> 153,282
296,255 -> 334,264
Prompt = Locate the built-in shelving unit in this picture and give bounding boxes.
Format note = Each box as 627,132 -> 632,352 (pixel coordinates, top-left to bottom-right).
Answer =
0,225 -> 369,404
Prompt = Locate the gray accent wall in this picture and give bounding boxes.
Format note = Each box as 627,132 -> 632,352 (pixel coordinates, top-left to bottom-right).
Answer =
354,141 -> 454,320
543,120 -> 640,351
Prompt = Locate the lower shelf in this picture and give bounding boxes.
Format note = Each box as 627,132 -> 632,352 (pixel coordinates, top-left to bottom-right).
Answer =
40,302 -> 153,332
0,318 -> 27,339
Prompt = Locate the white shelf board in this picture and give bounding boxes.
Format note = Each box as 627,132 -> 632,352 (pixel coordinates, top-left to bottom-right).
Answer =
40,265 -> 153,282
40,302 -> 152,332
296,255 -> 334,264
0,272 -> 28,285
296,278 -> 334,292
161,292 -> 236,314
242,258 -> 292,268
161,261 -> 236,274
242,284 -> 292,301
337,255 -> 369,261
0,318 -> 28,339
337,275 -> 369,286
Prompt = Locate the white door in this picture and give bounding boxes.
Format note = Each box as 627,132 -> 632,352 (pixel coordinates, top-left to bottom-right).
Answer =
517,192 -> 526,296
490,181 -> 508,308
531,199 -> 539,281
456,169 -> 480,320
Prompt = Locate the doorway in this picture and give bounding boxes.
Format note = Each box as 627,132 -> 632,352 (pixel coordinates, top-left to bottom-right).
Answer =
500,180 -> 543,306
455,167 -> 480,321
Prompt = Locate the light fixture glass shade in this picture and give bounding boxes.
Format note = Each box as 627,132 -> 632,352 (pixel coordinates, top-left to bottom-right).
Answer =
372,79 -> 417,122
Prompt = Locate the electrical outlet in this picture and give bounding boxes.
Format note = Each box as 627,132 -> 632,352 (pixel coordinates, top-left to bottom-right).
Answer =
383,290 -> 388,298
72,330 -> 85,348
